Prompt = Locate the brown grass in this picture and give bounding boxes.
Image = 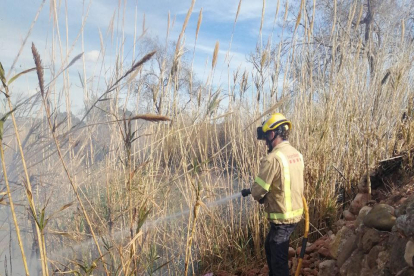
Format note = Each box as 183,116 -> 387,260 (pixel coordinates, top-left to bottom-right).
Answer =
2,1 -> 414,275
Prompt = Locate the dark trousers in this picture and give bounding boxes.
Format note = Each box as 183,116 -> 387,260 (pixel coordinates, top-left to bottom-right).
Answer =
265,223 -> 296,276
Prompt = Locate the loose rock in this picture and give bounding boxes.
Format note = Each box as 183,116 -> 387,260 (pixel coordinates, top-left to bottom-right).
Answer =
395,266 -> 414,276
307,235 -> 330,253
328,231 -> 335,241
367,245 -> 384,269
376,250 -> 389,271
404,240 -> 414,267
330,226 -> 355,260
334,220 -> 346,232
339,249 -> 364,276
288,247 -> 296,259
302,258 -> 312,268
356,206 -> 372,228
337,233 -> 357,267
318,260 -> 337,276
349,193 -> 370,215
398,197 -> 408,206
363,204 -> 396,231
303,268 -> 318,276
388,233 -> 410,274
360,254 -> 373,276
343,210 -> 356,221
395,214 -> 414,239
361,228 -> 383,253
317,246 -> 332,258
395,194 -> 414,217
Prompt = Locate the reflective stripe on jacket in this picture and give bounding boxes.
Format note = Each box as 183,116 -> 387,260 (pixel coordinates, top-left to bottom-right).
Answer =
251,141 -> 304,224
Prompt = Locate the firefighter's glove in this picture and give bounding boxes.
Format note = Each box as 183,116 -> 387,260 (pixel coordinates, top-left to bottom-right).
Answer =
241,188 -> 251,197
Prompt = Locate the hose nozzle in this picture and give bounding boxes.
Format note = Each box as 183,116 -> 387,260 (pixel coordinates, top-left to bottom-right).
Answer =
241,188 -> 251,197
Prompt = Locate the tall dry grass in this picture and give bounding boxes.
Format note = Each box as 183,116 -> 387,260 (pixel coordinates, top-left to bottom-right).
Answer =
1,0 -> 414,275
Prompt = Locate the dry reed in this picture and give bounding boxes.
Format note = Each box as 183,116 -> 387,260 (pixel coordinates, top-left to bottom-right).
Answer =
2,1 -> 414,275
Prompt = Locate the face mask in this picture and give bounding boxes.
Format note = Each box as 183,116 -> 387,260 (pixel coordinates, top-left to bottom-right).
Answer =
265,131 -> 276,153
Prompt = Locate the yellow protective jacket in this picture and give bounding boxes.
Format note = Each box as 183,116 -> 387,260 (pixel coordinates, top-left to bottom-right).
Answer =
251,141 -> 304,224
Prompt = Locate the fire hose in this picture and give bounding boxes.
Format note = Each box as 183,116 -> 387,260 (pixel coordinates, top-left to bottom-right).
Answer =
241,189 -> 310,275
295,196 -> 309,276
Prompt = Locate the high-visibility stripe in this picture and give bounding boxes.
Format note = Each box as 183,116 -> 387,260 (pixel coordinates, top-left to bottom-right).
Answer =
255,176 -> 271,191
276,151 -> 292,213
265,208 -> 303,220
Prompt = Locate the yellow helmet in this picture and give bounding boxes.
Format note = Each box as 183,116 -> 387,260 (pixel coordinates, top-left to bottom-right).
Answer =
257,113 -> 292,140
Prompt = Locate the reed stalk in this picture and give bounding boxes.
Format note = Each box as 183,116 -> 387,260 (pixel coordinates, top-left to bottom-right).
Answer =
31,43 -> 108,275
184,181 -> 201,276
1,69 -> 48,275
0,127 -> 30,276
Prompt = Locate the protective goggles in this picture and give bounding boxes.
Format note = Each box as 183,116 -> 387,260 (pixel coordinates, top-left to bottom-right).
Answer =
257,127 -> 266,140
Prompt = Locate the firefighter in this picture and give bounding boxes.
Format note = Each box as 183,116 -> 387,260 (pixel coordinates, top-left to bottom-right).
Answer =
242,113 -> 304,276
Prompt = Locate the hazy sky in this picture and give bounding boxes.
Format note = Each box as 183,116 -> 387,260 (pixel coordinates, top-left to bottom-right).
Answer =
1,0 -> 288,113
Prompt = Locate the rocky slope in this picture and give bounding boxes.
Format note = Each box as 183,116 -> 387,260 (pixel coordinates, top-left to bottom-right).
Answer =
289,183 -> 413,276
312,188 -> 414,276
204,168 -> 414,276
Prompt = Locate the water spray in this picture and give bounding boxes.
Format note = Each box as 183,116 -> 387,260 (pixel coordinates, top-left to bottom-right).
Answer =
52,193 -> 242,258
